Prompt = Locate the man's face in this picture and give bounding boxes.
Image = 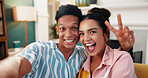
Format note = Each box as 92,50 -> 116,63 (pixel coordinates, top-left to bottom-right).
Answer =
56,15 -> 79,50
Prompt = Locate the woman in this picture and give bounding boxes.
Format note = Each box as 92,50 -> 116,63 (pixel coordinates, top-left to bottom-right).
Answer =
77,8 -> 135,78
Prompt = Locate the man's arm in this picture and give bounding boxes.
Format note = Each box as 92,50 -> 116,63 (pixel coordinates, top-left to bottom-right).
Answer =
0,56 -> 31,78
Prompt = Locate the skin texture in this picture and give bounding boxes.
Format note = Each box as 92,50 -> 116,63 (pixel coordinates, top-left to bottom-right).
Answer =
56,15 -> 79,61
0,57 -> 31,78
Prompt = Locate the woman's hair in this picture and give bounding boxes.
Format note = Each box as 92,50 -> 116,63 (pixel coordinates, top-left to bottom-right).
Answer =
82,7 -> 111,34
55,4 -> 82,25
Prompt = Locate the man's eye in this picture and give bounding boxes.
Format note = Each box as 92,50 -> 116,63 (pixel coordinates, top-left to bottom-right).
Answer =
72,27 -> 78,30
79,33 -> 84,36
60,28 -> 65,31
90,31 -> 96,34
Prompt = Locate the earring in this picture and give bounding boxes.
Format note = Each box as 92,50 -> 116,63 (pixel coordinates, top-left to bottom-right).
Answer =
105,37 -> 108,41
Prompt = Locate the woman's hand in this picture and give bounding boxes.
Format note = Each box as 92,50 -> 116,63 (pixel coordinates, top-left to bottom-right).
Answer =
105,14 -> 135,50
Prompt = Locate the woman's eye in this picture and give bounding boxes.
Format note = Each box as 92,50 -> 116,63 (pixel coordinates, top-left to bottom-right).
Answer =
79,33 -> 84,36
90,31 -> 96,34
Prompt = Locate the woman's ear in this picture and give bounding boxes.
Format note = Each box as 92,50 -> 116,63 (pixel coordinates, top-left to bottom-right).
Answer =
104,34 -> 109,42
106,28 -> 110,38
104,28 -> 110,42
56,26 -> 59,35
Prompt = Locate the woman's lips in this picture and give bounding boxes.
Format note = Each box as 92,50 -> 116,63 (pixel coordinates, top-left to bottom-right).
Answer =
86,43 -> 96,52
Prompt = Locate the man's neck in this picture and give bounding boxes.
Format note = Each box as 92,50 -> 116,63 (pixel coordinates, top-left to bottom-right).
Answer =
56,43 -> 75,61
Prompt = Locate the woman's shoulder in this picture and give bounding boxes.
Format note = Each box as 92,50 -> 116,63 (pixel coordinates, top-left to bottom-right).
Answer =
106,46 -> 132,62
113,49 -> 131,58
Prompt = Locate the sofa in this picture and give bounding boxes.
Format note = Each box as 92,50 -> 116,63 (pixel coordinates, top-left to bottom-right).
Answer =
134,63 -> 148,78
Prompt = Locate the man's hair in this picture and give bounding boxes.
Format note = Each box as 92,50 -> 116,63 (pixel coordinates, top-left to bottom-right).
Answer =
55,4 -> 82,24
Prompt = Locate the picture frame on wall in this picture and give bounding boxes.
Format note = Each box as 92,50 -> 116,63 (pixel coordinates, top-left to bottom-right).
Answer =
90,0 -> 97,4
0,2 -> 4,36
0,20 -> 4,35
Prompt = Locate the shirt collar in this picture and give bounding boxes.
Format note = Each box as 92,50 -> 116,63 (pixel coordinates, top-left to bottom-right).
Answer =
82,56 -> 91,72
49,40 -> 57,49
101,45 -> 114,65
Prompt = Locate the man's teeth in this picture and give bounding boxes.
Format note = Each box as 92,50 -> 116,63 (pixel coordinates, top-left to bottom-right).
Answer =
86,43 -> 95,46
66,40 -> 73,42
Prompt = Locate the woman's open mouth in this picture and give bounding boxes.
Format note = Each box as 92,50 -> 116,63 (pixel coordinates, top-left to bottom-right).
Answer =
86,43 -> 96,52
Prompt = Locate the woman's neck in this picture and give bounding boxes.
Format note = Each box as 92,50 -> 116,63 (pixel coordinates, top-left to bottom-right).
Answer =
90,45 -> 106,74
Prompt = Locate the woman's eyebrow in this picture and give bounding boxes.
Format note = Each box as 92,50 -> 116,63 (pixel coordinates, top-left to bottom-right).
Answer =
88,28 -> 98,31
79,30 -> 83,32
79,28 -> 98,32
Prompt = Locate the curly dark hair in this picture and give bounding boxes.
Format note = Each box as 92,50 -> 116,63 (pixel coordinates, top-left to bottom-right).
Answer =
55,4 -> 82,25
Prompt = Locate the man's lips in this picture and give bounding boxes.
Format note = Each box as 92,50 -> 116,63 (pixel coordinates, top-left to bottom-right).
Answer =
65,40 -> 74,42
64,39 -> 75,44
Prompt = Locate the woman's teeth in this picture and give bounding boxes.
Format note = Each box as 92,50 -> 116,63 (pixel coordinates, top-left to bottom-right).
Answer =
86,43 -> 95,52
86,43 -> 95,46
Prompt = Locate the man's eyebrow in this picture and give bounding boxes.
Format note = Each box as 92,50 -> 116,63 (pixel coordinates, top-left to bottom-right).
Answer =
73,22 -> 78,25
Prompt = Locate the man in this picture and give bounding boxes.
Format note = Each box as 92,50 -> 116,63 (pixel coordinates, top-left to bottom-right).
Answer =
0,4 -> 134,78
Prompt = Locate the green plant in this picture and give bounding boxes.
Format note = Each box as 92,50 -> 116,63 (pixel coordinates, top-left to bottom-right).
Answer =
49,24 -> 59,39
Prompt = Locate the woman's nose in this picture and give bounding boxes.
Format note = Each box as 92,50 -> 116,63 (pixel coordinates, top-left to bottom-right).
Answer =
84,34 -> 91,41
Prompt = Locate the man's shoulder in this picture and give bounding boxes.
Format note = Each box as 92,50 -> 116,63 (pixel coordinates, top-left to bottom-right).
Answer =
75,45 -> 88,57
75,45 -> 85,52
75,45 -> 84,50
25,40 -> 56,50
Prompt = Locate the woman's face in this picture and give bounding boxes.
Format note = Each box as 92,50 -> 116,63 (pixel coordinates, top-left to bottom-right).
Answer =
79,19 -> 106,56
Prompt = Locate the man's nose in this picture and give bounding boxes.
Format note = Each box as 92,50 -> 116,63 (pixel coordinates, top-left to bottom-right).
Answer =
65,29 -> 72,37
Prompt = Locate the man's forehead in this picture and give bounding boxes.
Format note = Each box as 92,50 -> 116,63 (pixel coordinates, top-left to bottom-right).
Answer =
58,15 -> 78,20
57,15 -> 79,24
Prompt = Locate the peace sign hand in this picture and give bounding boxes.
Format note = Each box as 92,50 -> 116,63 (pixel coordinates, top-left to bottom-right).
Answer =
105,14 -> 135,50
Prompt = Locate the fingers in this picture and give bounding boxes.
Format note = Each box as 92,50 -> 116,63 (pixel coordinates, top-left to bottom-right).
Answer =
105,20 -> 117,33
129,31 -> 135,41
123,27 -> 135,49
123,26 -> 134,41
117,14 -> 123,30
129,31 -> 135,45
123,26 -> 130,38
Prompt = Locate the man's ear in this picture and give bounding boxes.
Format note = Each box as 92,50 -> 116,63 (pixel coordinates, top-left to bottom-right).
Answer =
56,26 -> 59,35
